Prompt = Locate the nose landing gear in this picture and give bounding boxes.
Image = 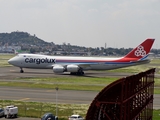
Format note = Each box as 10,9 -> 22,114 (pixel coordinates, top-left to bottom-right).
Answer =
20,68 -> 24,73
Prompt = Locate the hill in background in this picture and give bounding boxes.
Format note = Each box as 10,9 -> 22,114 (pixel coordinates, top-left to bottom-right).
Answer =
0,31 -> 49,46
0,31 -> 158,56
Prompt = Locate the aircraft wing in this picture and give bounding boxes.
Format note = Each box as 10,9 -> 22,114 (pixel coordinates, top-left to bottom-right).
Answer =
130,59 -> 150,64
74,63 -> 92,67
51,62 -> 93,70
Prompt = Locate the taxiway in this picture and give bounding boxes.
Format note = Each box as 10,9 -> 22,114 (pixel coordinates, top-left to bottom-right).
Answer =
0,66 -> 160,109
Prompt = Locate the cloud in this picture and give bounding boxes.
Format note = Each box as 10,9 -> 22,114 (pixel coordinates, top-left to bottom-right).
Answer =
88,9 -> 98,13
0,0 -> 160,48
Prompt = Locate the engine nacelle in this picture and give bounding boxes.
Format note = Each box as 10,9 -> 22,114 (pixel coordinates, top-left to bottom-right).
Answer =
67,64 -> 79,72
53,65 -> 65,73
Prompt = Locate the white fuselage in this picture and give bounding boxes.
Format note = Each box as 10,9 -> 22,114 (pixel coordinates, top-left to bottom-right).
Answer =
8,53 -> 149,71
7,39 -> 154,74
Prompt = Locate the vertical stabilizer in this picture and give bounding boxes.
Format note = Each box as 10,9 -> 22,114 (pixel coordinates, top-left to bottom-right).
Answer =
124,39 -> 155,59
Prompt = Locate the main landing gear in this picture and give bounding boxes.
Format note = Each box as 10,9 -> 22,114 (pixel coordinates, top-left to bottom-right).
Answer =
70,68 -> 84,75
70,72 -> 84,75
20,68 -> 24,73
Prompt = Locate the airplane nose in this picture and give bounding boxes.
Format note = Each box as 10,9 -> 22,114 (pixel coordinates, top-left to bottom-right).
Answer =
8,57 -> 17,65
8,58 -> 13,64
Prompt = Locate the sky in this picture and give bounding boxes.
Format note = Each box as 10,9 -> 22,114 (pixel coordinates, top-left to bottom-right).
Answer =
0,0 -> 160,49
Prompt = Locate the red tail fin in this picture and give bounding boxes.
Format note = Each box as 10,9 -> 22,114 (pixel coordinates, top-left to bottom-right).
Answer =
124,39 -> 155,59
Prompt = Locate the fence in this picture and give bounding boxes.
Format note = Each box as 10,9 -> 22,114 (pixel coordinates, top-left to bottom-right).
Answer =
86,68 -> 156,120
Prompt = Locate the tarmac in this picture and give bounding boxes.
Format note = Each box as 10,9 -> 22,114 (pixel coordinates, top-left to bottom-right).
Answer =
0,66 -> 160,120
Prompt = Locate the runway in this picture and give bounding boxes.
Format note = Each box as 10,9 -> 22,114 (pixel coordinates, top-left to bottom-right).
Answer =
0,86 -> 97,104
0,66 -> 160,109
0,66 -> 135,79
0,86 -> 160,109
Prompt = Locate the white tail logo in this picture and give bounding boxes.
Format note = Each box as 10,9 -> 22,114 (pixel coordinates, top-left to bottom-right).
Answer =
134,45 -> 146,57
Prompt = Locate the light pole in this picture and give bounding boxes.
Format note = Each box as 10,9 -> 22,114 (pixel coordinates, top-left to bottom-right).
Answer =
55,87 -> 59,117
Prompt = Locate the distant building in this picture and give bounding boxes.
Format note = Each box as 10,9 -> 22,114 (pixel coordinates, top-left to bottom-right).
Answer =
0,45 -> 21,53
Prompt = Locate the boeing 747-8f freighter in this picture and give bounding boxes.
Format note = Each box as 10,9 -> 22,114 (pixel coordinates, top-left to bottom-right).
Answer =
8,39 -> 155,75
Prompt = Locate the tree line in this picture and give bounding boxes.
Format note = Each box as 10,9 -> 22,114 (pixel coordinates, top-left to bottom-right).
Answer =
0,31 -> 159,55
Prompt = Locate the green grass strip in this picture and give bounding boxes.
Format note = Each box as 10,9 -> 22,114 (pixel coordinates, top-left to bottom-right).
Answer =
0,100 -> 159,120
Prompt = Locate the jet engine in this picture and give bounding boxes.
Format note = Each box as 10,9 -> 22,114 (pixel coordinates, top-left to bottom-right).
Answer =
53,65 -> 65,73
66,64 -> 79,72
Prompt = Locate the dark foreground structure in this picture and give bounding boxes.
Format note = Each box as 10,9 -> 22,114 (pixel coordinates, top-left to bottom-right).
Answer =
86,68 -> 155,120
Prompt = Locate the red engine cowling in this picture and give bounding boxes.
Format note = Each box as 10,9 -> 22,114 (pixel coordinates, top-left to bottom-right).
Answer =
53,65 -> 65,73
67,64 -> 79,72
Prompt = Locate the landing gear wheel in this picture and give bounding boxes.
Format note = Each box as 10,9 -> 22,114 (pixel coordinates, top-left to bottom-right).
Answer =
70,72 -> 76,75
78,71 -> 84,75
20,68 -> 24,73
78,68 -> 84,75
70,68 -> 84,75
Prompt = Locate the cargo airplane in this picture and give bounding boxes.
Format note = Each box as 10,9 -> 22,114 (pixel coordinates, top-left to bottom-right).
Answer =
8,39 -> 155,75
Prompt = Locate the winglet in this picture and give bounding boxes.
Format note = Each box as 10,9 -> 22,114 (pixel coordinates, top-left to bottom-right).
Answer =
124,38 -> 155,59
